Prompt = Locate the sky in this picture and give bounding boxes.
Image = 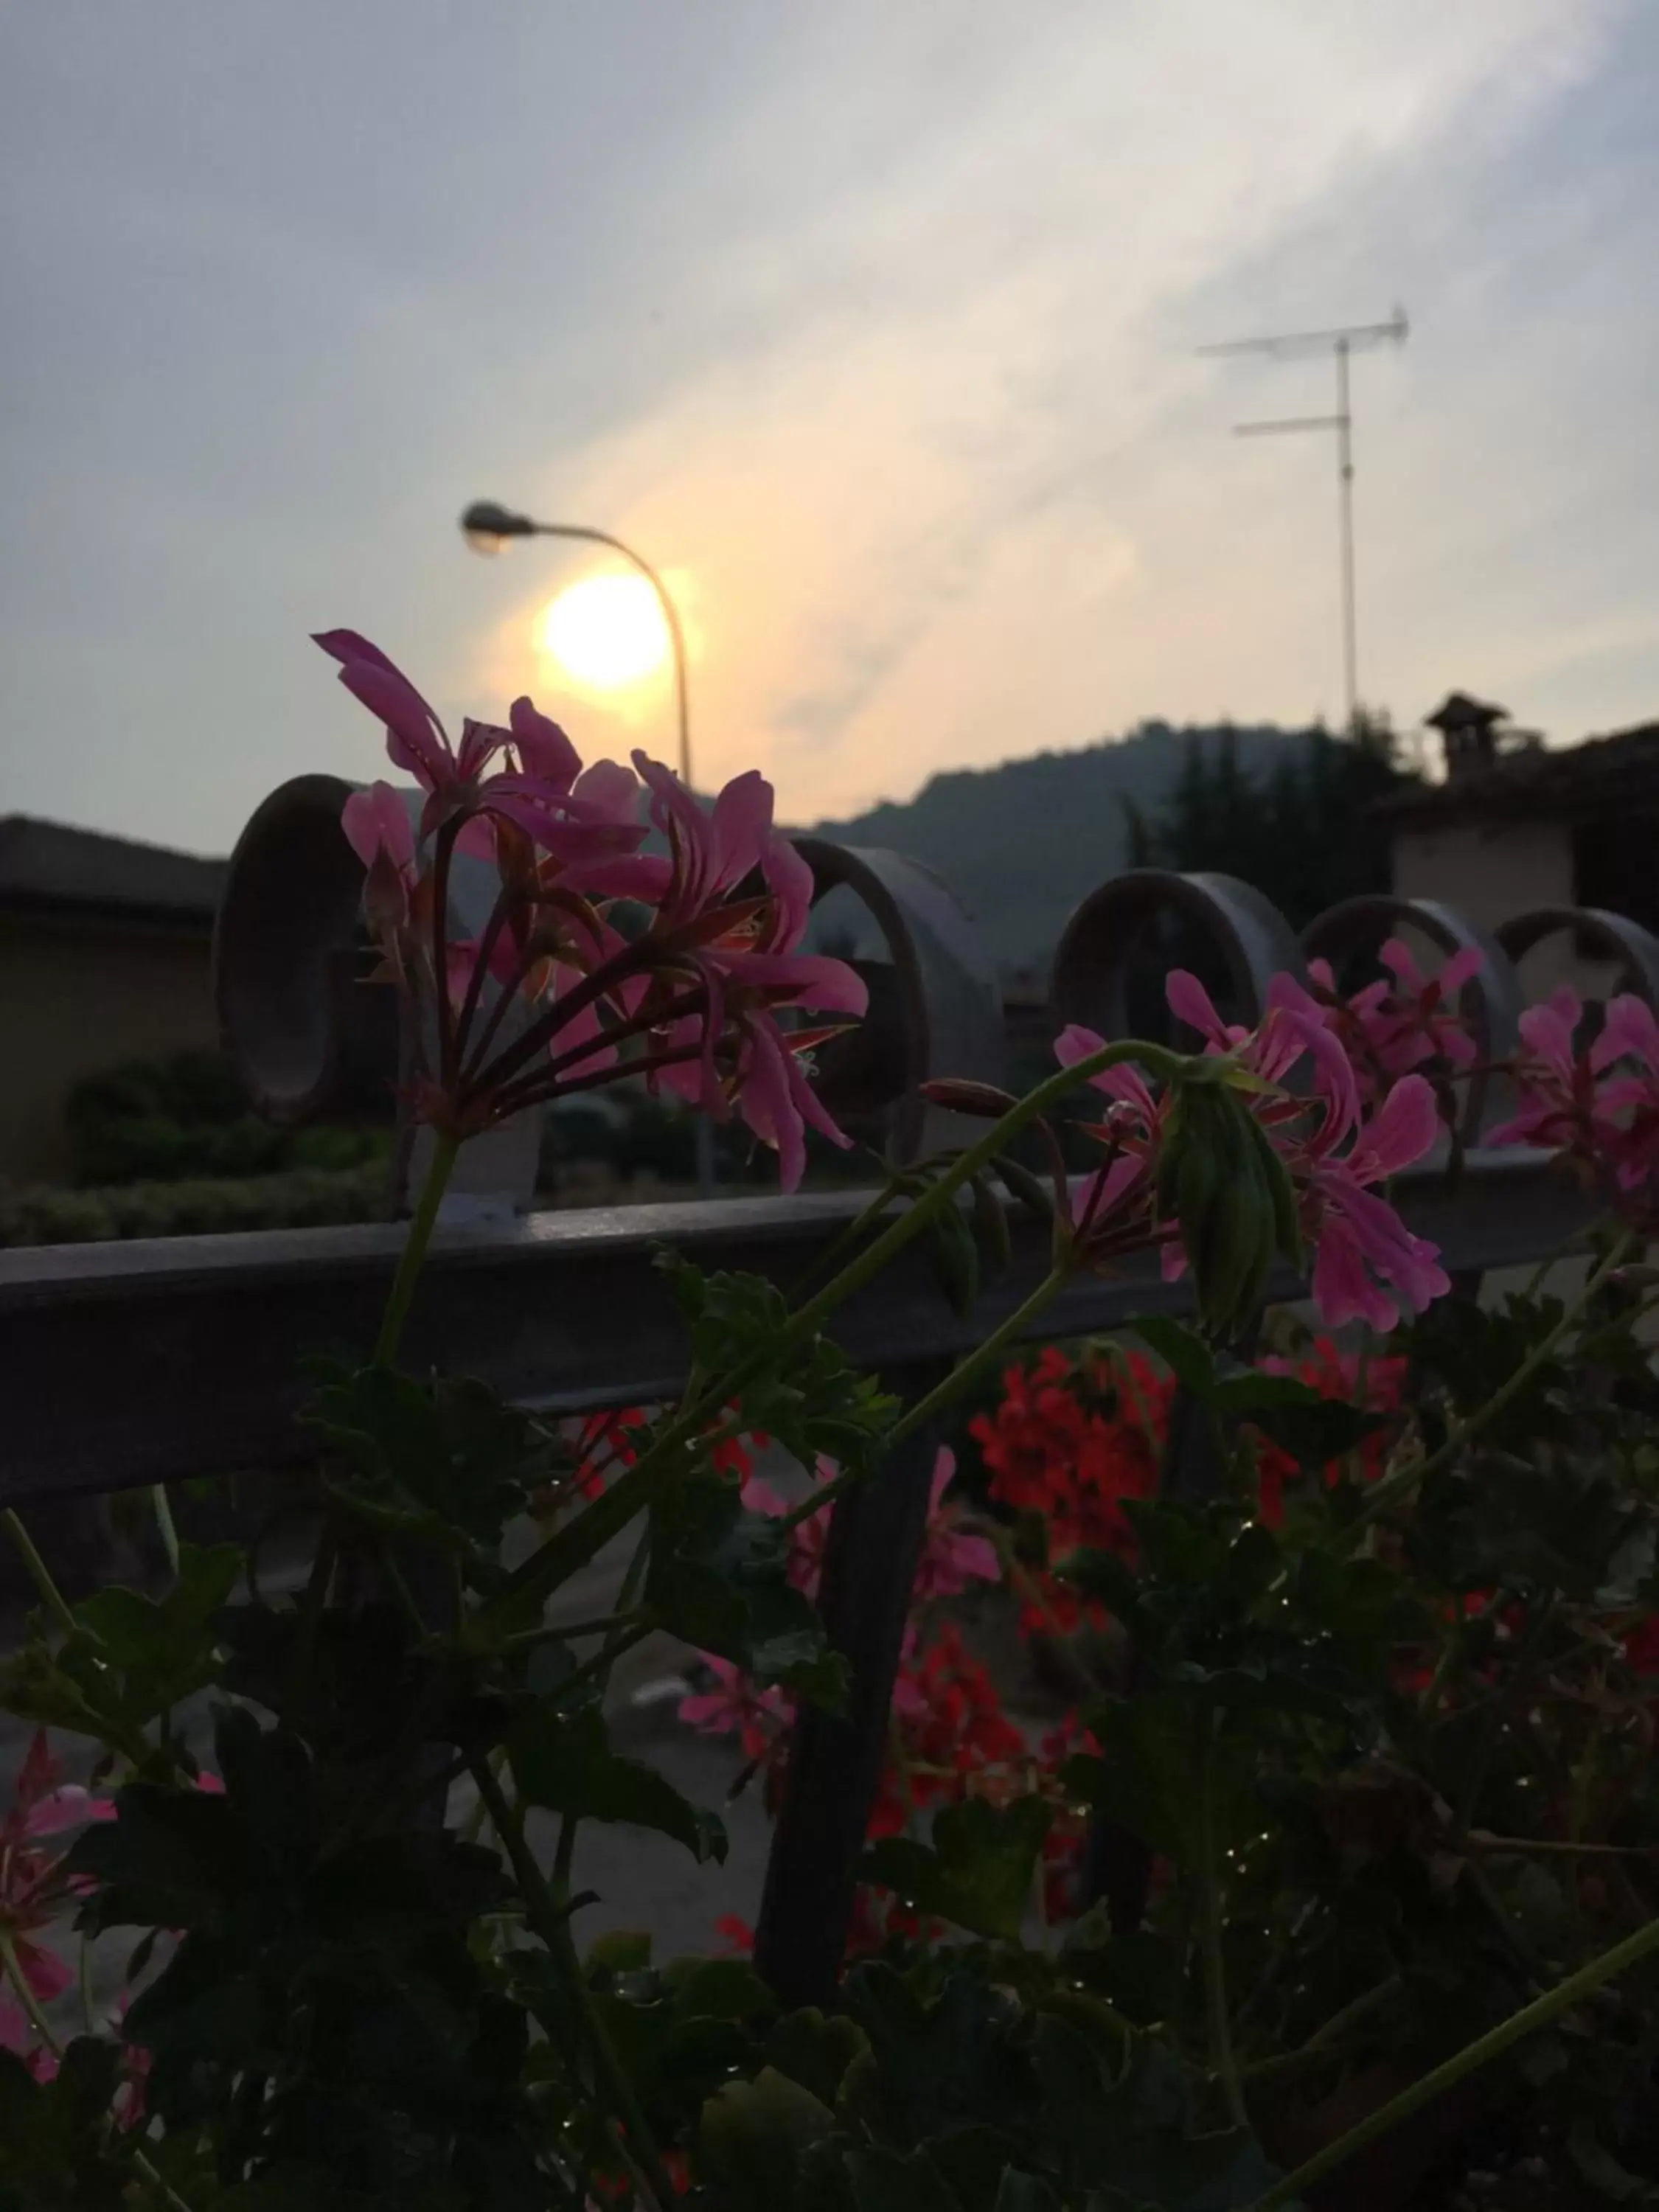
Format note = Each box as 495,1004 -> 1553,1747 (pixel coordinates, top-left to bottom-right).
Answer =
3,1 -> 1658,856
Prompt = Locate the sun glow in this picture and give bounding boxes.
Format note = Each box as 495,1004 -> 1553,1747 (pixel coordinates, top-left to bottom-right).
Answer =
537,572 -> 671,692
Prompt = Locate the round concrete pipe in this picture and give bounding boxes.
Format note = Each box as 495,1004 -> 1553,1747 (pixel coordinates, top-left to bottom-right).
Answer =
212,773 -> 394,1124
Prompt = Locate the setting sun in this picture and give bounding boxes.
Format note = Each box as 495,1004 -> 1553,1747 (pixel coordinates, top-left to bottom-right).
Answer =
537,571 -> 671,692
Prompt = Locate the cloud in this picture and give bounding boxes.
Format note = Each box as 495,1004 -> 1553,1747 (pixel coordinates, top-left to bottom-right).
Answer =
0,0 -> 1649,849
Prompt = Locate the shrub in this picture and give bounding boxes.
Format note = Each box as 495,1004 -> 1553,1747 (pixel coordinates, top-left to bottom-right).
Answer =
64,1050 -> 389,1186
0,1163 -> 390,1247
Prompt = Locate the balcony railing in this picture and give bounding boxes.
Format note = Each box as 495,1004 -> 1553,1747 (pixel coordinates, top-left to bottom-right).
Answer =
4,827 -> 1655,2003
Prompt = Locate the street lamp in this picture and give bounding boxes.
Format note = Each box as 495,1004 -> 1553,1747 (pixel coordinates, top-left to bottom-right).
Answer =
459,500 -> 692,791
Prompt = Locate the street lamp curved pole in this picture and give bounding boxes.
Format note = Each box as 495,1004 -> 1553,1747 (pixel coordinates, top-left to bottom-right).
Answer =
460,501 -> 692,791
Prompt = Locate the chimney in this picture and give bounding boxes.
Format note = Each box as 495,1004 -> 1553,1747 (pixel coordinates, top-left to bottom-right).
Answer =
1424,692 -> 1509,784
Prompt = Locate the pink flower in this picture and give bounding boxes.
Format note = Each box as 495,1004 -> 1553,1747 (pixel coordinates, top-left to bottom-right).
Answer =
678,1659 -> 790,1763
318,634 -> 867,1192
1059,974 -> 1447,1332
317,630 -> 646,873
632,751 -> 868,1191
2,1733 -> 114,2014
2,1733 -> 115,1848
1307,939 -> 1481,1104
1490,990 -> 1659,1209
1054,1025 -> 1164,1242
1161,970 -> 1450,1332
911,1447 -> 1001,1601
1296,1074 -> 1450,1331
1167,969 -> 1361,1134
742,1467 -> 830,1598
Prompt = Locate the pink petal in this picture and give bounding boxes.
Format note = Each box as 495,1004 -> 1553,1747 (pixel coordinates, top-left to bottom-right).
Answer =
738,1021 -> 807,1192
1378,938 -> 1424,993
944,1532 -> 1000,1585
1082,1152 -> 1148,1222
741,1478 -> 792,1518
1055,1022 -> 1107,1071
927,1444 -> 956,1517
335,658 -> 451,789
14,1938 -> 72,2006
1350,1074 -> 1441,1180
783,1034 -> 855,1153
1594,995 -> 1659,1075
1312,1214 -> 1398,1332
1517,992 -> 1581,1084
1438,945 -> 1484,995
571,758 -> 642,824
1055,1026 -> 1158,1117
762,832 -> 815,948
1166,970 -> 1231,1049
509,698 -> 582,791
714,950 -> 869,1015
633,750 -> 712,892
341,783 -> 415,874
24,1784 -> 116,1839
709,770 -> 775,888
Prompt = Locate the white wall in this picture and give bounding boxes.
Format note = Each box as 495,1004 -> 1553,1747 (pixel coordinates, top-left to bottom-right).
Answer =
1391,818 -> 1617,999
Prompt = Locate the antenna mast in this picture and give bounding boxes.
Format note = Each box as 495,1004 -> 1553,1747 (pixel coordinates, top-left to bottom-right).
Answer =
1200,306 -> 1408,728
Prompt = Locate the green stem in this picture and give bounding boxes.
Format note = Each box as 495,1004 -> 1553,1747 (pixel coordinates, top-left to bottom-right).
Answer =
150,1485 -> 181,1582
467,1755 -> 675,2209
2,1509 -> 78,1641
374,1130 -> 462,1368
1196,1733 -> 1246,2129
1237,1975 -> 1403,2087
495,1609 -> 650,1651
487,1042 -> 1184,1630
1346,1231 -> 1634,1541
285,1133 -> 461,1725
1247,1914 -> 1659,2212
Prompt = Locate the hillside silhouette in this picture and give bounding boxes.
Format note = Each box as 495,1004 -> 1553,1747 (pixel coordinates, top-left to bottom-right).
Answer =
809,720 -> 1350,973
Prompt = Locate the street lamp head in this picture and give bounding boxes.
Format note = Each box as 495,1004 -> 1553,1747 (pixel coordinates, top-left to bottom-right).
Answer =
460,499 -> 538,555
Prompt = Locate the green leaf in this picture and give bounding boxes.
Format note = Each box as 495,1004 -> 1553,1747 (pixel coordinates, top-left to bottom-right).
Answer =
844,1966 -> 1029,2150
664,1955 -> 778,2022
1130,1318 -> 1216,1400
1239,1396 -> 1387,1468
648,1469 -> 849,1705
860,1796 -> 1052,1941
846,2142 -> 966,2212
1032,2020 -> 1279,2210
1062,1696 -> 1246,1864
926,2127 -> 1037,2212
3,1543 -> 245,1749
766,2007 -> 872,2108
509,1705 -> 727,1863
698,2065 -> 838,2211
0,2039 -> 133,2211
1207,1371 -> 1323,1417
303,1364 -> 554,1580
993,2174 -> 1064,2212
655,1254 -> 898,1475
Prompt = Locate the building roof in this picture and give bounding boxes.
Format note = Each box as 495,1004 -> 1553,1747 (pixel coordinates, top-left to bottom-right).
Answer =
1377,720 -> 1659,829
0,815 -> 226,928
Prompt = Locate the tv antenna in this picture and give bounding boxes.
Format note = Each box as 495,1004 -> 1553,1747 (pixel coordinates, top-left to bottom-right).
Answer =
1200,306 -> 1408,728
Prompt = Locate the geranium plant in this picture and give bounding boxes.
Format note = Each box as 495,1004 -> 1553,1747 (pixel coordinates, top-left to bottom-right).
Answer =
1,640 -> 1658,2209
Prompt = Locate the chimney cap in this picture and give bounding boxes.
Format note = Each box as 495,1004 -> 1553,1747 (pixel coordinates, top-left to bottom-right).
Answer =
1425,690 -> 1509,734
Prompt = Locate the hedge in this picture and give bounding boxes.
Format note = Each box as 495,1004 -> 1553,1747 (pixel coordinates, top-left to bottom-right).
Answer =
0,1164 -> 392,1248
